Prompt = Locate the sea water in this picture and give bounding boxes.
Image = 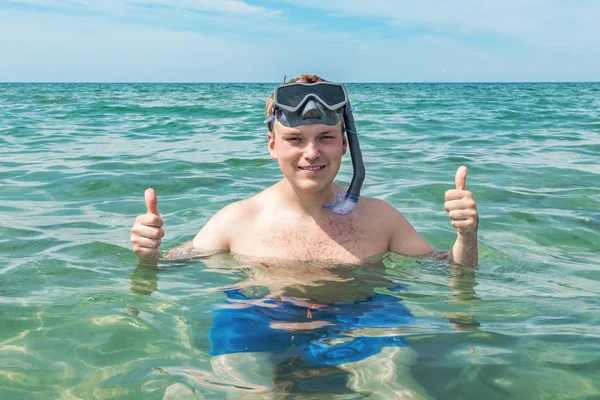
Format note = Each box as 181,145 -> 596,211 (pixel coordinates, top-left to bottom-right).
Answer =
1,82 -> 599,399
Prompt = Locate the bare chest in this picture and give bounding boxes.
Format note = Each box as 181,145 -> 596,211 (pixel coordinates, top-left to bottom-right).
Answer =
231,213 -> 388,263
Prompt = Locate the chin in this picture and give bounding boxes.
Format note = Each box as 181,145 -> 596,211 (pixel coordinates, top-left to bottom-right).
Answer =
292,180 -> 331,193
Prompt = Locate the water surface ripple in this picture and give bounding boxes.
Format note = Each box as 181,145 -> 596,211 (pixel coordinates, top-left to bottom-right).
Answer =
1,83 -> 599,399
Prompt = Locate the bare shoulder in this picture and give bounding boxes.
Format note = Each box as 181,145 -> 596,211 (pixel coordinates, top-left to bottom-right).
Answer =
359,196 -> 434,257
357,196 -> 404,221
192,196 -> 260,251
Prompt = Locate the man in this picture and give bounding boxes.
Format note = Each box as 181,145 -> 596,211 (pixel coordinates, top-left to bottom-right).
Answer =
130,74 -> 478,397
130,74 -> 479,267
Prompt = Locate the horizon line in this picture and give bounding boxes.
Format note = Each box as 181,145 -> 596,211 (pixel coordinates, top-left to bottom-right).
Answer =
1,80 -> 599,84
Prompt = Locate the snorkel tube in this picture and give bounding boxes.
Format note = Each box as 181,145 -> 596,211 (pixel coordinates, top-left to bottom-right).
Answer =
326,100 -> 365,216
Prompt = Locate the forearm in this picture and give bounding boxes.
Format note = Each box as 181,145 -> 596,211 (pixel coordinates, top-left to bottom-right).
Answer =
164,240 -> 225,261
163,240 -> 195,259
133,241 -> 195,265
449,234 -> 478,268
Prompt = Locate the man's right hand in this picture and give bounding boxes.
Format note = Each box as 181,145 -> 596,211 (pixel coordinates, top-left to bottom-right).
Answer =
130,188 -> 164,260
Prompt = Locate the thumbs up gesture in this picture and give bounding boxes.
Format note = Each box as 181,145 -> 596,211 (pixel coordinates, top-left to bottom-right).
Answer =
444,166 -> 479,237
130,188 -> 165,260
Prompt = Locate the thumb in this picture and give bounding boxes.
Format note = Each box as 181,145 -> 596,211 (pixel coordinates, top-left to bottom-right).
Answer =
455,166 -> 467,191
145,188 -> 159,216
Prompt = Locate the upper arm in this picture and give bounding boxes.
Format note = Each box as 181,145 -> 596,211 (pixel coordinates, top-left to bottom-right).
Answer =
378,200 -> 434,257
192,201 -> 246,252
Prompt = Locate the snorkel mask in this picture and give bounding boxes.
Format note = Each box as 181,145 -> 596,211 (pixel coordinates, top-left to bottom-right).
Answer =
265,82 -> 365,216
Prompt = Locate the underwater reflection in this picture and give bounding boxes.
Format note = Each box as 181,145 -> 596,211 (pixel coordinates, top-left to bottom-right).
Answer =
445,263 -> 481,332
129,261 -> 158,296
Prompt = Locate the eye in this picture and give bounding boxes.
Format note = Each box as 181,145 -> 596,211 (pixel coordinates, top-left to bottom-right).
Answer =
285,137 -> 302,142
320,135 -> 335,140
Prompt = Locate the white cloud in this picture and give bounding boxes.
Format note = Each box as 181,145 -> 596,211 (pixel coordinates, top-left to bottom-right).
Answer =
270,0 -> 600,48
6,0 -> 281,16
128,0 -> 279,15
1,0 -> 599,81
0,10 -> 277,82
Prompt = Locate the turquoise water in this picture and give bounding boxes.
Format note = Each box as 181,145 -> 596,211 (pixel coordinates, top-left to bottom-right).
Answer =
1,82 -> 599,399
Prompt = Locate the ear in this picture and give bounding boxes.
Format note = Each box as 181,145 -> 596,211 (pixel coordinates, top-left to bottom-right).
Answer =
268,131 -> 278,160
342,133 -> 348,155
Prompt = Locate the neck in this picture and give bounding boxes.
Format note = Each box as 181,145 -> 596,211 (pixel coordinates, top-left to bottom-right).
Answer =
277,179 -> 341,218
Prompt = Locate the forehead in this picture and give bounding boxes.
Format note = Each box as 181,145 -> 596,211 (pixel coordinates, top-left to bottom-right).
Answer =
273,120 -> 343,135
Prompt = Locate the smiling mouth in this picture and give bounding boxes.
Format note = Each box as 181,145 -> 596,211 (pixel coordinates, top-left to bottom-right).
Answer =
298,165 -> 326,171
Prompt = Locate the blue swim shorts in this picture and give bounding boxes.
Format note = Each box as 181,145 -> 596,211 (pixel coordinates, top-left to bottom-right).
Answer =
209,287 -> 413,366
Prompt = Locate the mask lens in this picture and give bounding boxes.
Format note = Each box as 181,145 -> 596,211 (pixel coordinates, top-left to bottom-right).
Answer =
312,84 -> 346,107
275,85 -> 308,108
275,83 -> 347,109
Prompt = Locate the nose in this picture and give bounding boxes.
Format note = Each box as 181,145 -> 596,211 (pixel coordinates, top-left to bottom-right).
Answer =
303,140 -> 320,160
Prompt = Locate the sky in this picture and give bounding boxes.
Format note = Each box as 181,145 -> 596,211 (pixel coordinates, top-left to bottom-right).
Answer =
1,0 -> 599,82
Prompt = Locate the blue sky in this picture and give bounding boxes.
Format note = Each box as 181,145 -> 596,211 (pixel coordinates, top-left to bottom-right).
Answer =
1,0 -> 599,82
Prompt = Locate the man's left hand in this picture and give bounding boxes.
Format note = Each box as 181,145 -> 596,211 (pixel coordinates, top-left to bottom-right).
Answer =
444,166 -> 478,237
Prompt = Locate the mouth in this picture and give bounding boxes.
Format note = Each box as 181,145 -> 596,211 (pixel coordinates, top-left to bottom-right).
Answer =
298,165 -> 326,172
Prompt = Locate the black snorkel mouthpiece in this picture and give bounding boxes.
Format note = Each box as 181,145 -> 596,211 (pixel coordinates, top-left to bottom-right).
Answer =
267,82 -> 366,216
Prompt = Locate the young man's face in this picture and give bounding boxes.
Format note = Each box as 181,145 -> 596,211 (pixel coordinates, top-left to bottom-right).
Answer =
268,120 -> 347,193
